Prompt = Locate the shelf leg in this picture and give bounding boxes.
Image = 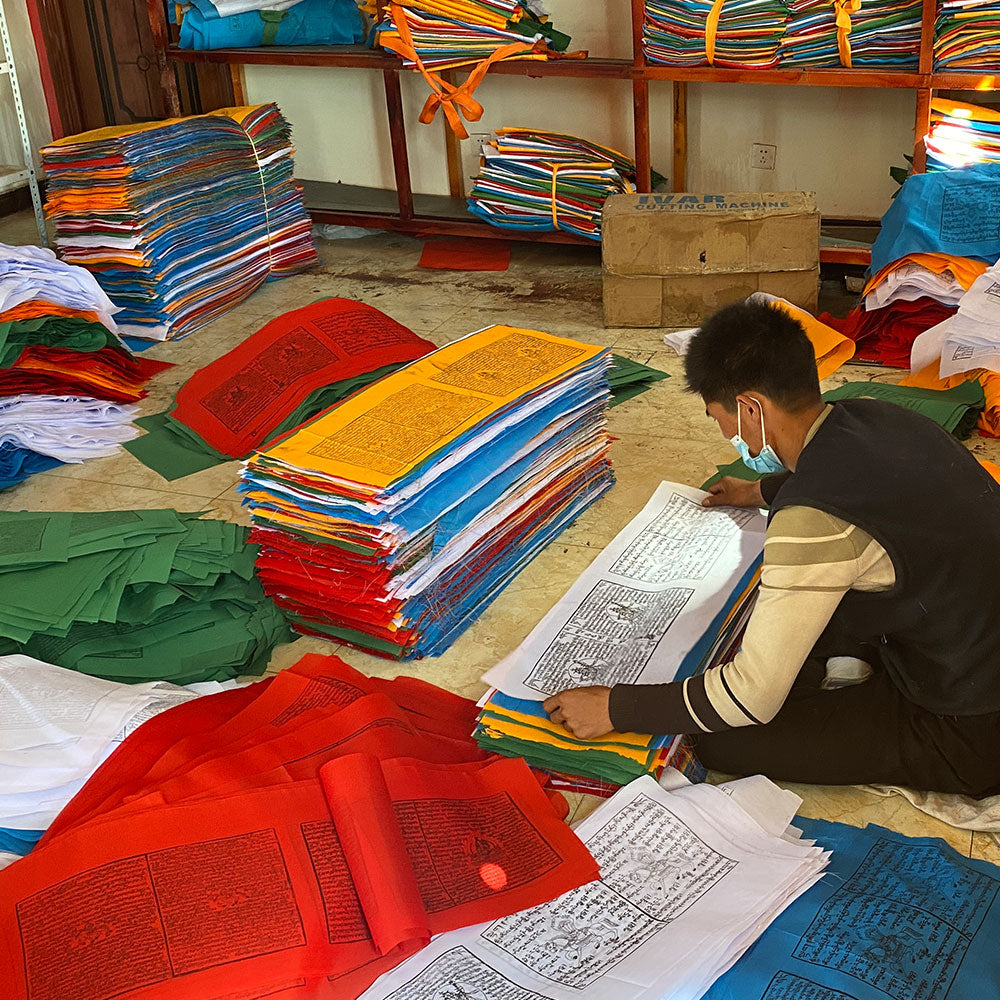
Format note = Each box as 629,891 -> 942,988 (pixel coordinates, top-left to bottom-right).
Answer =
633,76 -> 652,192
673,81 -> 687,192
383,67 -> 414,222
442,69 -> 465,200
912,87 -> 931,174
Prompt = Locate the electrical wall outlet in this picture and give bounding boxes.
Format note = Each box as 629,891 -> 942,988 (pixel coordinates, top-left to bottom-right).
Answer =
751,143 -> 777,170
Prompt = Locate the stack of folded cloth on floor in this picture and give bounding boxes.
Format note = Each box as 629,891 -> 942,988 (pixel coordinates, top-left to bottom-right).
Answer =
172,0 -> 367,50
477,482 -> 765,792
0,652 -> 599,999
377,0 -> 574,71
241,324 -> 614,659
643,0 -> 787,67
781,0 -> 922,67
467,128 -> 639,241
934,0 -> 1000,70
0,243 -> 168,488
125,298 -> 435,480
0,654 -> 241,859
41,103 -> 317,342
0,509 -> 292,685
926,98 -> 1000,171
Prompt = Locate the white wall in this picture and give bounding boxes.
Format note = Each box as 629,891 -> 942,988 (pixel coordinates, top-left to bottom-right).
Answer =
245,0 -> 917,219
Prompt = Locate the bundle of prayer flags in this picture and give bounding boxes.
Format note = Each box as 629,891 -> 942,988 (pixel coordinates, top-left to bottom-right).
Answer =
125,298 -> 435,480
821,296 -> 957,367
926,99 -> 1000,171
781,0 -> 921,68
863,251 -> 987,311
2,653 -> 599,999
479,482 -> 764,787
608,354 -> 671,406
0,655 -> 240,845
360,774 -> 829,1000
705,817 -> 1000,1000
934,0 -> 1000,70
242,325 -> 615,659
41,104 -> 317,341
643,0 -> 787,68
174,0 -> 366,49
872,163 -> 1000,275
0,509 -> 292,684
467,128 -> 639,241
377,2 -> 578,137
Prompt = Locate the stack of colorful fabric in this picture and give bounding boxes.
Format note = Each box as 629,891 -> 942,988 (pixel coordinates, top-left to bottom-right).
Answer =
125,298 -> 435,480
41,104 -> 317,342
173,0 -> 366,49
467,128 -> 639,241
926,99 -> 1000,171
241,325 -> 614,659
863,252 -> 987,312
0,509 -> 292,685
934,0 -> 1000,70
0,653 -> 598,998
781,0 -> 921,67
0,244 -> 167,488
643,0 -> 787,67
377,0 -> 573,71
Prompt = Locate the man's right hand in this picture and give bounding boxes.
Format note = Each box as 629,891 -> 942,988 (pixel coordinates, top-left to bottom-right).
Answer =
702,476 -> 765,509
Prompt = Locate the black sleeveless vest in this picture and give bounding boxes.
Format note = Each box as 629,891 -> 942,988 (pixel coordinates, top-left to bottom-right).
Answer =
770,398 -> 1000,715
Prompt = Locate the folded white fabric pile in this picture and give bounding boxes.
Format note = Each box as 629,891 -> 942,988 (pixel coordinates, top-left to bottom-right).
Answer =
359,772 -> 829,1000
865,260 -> 970,311
0,394 -> 139,462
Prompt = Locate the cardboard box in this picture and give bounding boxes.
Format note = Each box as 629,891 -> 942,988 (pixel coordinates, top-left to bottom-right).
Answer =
602,192 -> 820,276
601,190 -> 820,327
603,268 -> 820,328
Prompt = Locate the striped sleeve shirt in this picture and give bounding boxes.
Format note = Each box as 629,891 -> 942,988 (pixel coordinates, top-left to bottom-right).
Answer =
607,504 -> 895,737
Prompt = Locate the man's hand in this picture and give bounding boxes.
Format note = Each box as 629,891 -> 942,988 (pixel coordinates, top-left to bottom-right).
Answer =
702,476 -> 765,509
543,686 -> 614,740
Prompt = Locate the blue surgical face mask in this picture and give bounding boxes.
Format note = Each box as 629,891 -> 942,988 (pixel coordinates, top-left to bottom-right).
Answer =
730,397 -> 786,475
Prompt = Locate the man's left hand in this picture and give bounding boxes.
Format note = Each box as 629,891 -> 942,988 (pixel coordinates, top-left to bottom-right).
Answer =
543,686 -> 614,740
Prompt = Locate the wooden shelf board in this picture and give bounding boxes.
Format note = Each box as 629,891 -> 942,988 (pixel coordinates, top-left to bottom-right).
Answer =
642,64 -> 927,89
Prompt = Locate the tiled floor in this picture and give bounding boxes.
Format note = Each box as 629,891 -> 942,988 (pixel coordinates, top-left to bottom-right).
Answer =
8,213 -> 1000,861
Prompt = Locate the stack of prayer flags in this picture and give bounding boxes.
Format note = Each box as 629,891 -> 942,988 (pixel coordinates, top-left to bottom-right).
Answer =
781,0 -> 921,67
242,325 -> 614,659
125,298 -> 435,480
0,244 -> 167,487
377,1 -> 574,72
608,354 -> 671,406
863,251 -> 987,311
0,655 -> 239,851
1,653 -> 598,998
934,0 -> 1000,70
643,0 -> 787,68
0,509 -> 292,685
902,360 -> 1000,437
467,128 -> 639,241
41,104 -> 317,342
478,482 -> 764,788
926,99 -> 1000,171
173,0 -> 366,49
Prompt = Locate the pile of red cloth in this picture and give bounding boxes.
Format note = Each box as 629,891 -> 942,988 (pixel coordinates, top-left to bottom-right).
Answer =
0,654 -> 598,1000
820,297 -> 957,368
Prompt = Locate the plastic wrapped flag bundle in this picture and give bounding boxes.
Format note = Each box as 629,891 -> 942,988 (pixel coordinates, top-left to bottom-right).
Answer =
41,104 -> 317,342
781,0 -> 922,67
935,0 -> 1000,70
173,0 -> 367,49
926,99 -> 1000,171
241,324 -> 615,659
0,244 -> 168,487
467,128 -> 638,241
643,0 -> 787,68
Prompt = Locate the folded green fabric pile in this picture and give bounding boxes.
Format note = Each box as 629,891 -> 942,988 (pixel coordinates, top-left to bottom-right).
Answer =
701,380 -> 987,490
608,354 -> 670,407
0,509 -> 292,684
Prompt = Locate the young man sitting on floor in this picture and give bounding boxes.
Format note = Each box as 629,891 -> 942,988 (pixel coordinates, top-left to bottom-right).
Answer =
544,298 -> 1000,797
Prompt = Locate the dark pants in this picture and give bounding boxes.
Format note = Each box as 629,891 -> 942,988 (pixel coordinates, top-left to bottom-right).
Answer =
694,633 -> 1000,798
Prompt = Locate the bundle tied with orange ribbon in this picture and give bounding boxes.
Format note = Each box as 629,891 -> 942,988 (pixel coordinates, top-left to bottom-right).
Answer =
376,1 -> 583,139
467,128 -> 639,241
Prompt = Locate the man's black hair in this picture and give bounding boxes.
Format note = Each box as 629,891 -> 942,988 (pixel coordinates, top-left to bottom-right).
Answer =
684,299 -> 822,412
